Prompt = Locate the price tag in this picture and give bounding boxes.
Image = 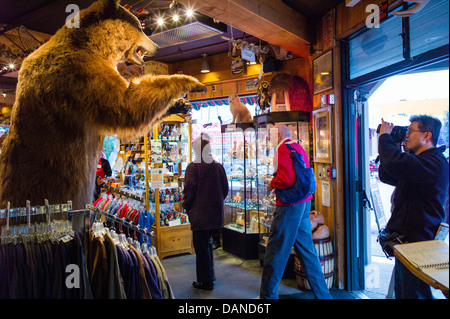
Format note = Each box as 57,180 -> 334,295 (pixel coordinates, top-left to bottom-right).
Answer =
168,219 -> 181,227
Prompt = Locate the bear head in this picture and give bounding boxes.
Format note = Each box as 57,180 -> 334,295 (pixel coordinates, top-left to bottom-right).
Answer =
67,0 -> 158,66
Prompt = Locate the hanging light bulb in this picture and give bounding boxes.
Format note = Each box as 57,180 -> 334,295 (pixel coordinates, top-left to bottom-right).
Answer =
172,13 -> 179,22
200,54 -> 210,73
156,16 -> 164,26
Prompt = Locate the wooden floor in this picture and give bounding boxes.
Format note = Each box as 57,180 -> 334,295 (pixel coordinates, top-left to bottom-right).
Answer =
160,247 -> 357,299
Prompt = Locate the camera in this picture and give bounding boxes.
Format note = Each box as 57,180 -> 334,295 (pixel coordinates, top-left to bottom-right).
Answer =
376,124 -> 408,144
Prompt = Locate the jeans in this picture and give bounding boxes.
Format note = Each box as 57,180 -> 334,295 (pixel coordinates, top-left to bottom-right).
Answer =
260,201 -> 332,299
193,229 -> 217,283
394,258 -> 433,299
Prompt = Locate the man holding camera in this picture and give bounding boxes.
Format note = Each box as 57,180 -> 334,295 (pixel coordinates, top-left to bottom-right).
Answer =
378,115 -> 449,299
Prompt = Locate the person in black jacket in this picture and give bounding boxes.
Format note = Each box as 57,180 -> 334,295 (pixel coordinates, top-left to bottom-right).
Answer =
378,115 -> 449,299
182,134 -> 228,290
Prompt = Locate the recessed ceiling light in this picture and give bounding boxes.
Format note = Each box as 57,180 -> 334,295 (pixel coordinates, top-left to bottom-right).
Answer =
186,8 -> 194,17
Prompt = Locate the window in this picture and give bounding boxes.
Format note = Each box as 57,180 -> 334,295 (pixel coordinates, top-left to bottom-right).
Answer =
350,17 -> 403,79
410,0 -> 449,57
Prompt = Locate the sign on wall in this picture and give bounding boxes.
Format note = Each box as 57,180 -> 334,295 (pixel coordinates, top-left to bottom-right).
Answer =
144,61 -> 169,75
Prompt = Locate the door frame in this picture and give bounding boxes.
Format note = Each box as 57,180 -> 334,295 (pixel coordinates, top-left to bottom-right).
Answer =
341,38 -> 449,291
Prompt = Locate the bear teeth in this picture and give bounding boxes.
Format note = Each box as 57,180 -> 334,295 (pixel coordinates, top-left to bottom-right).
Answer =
136,47 -> 147,59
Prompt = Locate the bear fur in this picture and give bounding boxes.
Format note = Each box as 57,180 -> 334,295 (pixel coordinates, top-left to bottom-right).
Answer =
228,94 -> 252,123
0,0 -> 205,209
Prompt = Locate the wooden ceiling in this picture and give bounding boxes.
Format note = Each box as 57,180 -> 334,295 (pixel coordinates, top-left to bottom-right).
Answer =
1,0 -> 345,112
177,0 -> 312,58
1,0 -> 344,61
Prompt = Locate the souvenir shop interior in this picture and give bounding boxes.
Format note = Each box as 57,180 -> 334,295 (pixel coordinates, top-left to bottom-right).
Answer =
0,0 -> 449,300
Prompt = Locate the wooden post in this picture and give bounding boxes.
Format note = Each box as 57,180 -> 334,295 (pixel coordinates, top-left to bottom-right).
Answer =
144,133 -> 150,212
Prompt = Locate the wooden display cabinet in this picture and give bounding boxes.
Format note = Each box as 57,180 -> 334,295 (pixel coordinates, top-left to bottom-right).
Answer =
147,115 -> 194,259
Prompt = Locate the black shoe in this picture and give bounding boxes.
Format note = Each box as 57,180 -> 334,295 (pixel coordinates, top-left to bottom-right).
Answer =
192,281 -> 214,290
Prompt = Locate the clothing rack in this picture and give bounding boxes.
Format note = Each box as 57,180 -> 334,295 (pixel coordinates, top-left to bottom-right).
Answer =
102,185 -> 144,202
1,201 -> 171,299
0,199 -> 93,244
1,200 -> 154,239
0,199 -> 92,227
86,204 -> 154,238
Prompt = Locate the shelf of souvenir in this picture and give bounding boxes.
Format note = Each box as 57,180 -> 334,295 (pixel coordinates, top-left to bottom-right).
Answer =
148,118 -> 194,259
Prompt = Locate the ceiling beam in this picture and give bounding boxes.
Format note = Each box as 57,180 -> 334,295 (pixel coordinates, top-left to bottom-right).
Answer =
177,0 -> 311,58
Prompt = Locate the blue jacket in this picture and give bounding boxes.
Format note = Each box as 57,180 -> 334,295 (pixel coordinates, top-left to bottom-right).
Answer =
378,134 -> 449,242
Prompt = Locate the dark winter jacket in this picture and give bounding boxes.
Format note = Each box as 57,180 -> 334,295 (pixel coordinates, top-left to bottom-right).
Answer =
182,160 -> 229,231
378,134 -> 449,242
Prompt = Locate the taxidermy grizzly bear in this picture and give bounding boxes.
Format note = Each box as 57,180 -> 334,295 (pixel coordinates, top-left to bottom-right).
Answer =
0,0 -> 205,209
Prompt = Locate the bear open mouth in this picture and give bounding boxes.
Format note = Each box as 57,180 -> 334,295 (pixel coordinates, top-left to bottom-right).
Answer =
133,46 -> 148,65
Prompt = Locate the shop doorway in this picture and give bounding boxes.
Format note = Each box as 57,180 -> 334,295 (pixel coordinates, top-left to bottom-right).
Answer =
342,0 -> 449,294
361,69 -> 449,298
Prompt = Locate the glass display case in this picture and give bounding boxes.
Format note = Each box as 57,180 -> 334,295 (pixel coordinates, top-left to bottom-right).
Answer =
253,111 -> 311,274
221,122 -> 260,259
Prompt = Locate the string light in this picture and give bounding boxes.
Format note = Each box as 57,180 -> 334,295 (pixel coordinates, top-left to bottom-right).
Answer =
151,5 -> 196,30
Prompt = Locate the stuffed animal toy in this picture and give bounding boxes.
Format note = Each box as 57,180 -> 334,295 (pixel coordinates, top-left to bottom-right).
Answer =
228,94 -> 252,123
0,0 -> 205,209
310,210 -> 330,240
310,210 -> 325,231
256,80 -> 271,113
312,225 -> 330,240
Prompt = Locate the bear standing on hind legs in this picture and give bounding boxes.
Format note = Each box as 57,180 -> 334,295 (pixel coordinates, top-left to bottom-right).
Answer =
0,0 -> 205,209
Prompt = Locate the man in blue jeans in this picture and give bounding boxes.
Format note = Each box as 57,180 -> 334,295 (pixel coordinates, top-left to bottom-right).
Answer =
260,124 -> 332,299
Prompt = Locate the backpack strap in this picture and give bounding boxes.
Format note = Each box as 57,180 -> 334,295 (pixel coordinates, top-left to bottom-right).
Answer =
285,143 -> 307,168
